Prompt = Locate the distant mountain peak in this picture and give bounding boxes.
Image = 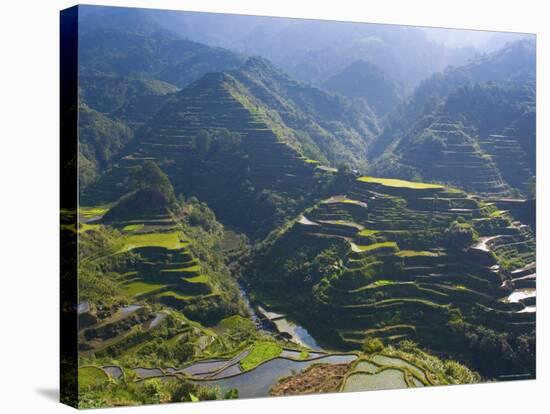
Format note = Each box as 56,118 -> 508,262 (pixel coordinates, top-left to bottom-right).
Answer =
240,56 -> 289,79
322,59 -> 401,116
243,55 -> 277,69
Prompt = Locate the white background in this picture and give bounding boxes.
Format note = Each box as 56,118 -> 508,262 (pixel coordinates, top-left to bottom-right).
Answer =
0,0 -> 547,412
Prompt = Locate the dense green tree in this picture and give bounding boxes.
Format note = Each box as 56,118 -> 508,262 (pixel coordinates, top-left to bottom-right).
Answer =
136,160 -> 176,203
363,337 -> 385,354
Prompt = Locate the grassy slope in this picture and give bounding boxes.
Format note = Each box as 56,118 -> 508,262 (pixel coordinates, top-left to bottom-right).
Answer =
240,341 -> 283,371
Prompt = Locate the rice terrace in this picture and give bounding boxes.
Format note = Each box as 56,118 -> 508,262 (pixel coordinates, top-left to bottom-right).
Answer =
61,4 -> 536,408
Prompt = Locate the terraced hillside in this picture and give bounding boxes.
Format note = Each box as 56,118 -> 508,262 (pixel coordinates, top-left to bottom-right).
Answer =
477,133 -> 533,192
443,81 -> 536,195
65,8 -> 538,408
271,344 -> 478,396
75,182 -> 485,407
78,206 -> 242,326
78,307 -> 478,405
250,176 -> 536,377
371,44 -> 535,198
84,69 -> 335,238
232,57 -> 380,168
339,348 -> 476,391
77,333 -> 478,405
376,113 -> 510,195
76,204 -> 360,405
373,106 -> 535,197
75,199 -> 280,405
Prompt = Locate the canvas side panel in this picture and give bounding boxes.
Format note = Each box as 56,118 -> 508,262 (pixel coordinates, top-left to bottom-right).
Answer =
60,5 -> 79,409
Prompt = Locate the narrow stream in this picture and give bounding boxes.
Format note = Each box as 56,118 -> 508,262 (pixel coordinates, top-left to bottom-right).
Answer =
237,282 -> 323,351
236,283 -> 266,331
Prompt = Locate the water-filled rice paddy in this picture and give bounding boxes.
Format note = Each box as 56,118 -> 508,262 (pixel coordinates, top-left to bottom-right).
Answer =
371,354 -> 427,382
78,302 -> 90,314
411,377 -> 425,387
342,368 -> 407,392
354,360 -> 379,374
103,365 -> 124,379
147,313 -> 167,329
119,304 -> 142,316
166,360 -> 225,376
134,367 -> 163,379
193,354 -> 357,398
208,363 -> 242,379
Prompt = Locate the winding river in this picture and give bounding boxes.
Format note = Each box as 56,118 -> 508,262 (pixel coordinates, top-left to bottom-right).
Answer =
238,282 -> 323,351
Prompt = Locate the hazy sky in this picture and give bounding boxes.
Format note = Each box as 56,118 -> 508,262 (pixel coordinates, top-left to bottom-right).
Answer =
422,26 -> 533,51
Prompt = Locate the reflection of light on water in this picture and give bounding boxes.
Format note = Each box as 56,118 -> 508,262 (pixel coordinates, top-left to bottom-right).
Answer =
237,282 -> 324,350
78,301 -> 90,314
505,289 -> 536,303
502,289 -> 536,314
193,354 -> 357,398
273,318 -> 322,350
257,305 -> 285,320
149,312 -> 166,329
120,304 -> 141,315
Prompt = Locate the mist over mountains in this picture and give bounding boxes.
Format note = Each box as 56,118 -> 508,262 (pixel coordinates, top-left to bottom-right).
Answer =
69,6 -> 536,407
79,5 -> 533,92
78,5 -> 534,199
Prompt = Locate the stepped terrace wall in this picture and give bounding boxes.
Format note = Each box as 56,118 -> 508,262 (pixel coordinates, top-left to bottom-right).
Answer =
394,115 -> 511,196
84,72 -> 331,239
250,175 -> 536,377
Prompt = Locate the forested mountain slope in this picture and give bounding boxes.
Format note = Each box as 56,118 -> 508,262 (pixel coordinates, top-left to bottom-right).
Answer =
76,23 -> 247,190
78,104 -> 134,187
83,55 -> 383,238
78,29 -> 246,88
322,60 -> 402,117
83,71 -> 325,239
79,76 -> 179,130
232,57 -> 380,168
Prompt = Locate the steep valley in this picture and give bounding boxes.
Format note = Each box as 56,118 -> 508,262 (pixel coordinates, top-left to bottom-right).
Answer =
67,7 -> 537,407
82,64 -> 360,239
249,176 -> 536,378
